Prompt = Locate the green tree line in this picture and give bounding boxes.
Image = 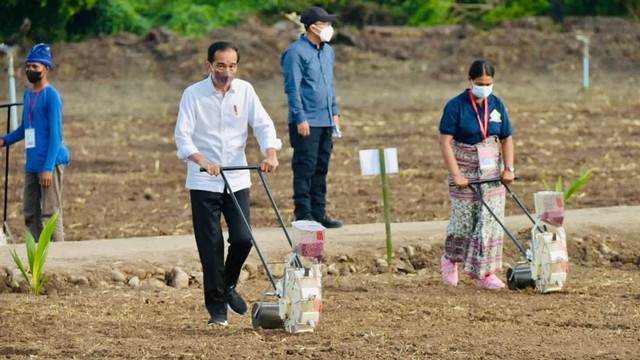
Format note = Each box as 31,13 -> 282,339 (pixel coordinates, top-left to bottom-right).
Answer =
1,0 -> 638,43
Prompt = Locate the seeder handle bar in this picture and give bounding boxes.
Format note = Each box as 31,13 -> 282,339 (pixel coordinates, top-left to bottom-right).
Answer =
221,164 -> 260,171
199,165 -> 261,172
449,177 -> 542,257
199,165 -> 302,290
449,177 -> 512,187
448,177 -> 539,227
0,102 -> 23,109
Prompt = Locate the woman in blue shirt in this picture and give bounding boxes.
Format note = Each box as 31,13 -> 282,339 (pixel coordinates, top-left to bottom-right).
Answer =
438,60 -> 515,290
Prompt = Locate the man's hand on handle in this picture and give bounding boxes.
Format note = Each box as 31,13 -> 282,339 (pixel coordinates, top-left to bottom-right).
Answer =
501,169 -> 515,184
200,161 -> 221,176
451,173 -> 469,190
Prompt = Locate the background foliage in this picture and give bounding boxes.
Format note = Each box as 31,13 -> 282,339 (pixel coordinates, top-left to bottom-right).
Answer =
0,0 -> 638,43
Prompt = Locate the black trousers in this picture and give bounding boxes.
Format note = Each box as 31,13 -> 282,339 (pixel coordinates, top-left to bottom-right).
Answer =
190,188 -> 252,317
288,123 -> 333,219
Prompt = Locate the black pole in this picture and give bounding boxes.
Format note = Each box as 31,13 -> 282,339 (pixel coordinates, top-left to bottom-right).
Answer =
255,169 -> 303,268
468,184 -> 529,256
202,165 -> 305,274
219,169 -> 278,290
1,103 -> 21,224
502,182 -> 543,233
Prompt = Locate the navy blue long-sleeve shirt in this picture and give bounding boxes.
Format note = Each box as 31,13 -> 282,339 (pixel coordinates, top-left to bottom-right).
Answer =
281,35 -> 339,126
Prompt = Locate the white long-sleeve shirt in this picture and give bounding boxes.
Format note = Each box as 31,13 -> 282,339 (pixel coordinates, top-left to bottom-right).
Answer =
174,76 -> 282,193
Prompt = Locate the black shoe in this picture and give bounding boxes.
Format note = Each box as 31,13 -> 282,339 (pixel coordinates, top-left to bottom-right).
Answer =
226,286 -> 248,315
296,214 -> 315,222
313,214 -> 343,228
207,302 -> 228,327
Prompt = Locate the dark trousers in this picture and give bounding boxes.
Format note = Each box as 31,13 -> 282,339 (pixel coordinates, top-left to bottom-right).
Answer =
190,188 -> 252,317
288,123 -> 333,219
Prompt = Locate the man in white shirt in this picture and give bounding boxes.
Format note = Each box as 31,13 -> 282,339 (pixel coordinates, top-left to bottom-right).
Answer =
174,41 -> 281,327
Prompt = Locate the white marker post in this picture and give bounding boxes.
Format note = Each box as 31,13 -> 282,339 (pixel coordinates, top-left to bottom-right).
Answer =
0,44 -> 18,130
575,34 -> 590,92
359,148 -> 398,282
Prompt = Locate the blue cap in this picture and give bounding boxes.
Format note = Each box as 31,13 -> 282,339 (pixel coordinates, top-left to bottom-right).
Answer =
25,43 -> 53,69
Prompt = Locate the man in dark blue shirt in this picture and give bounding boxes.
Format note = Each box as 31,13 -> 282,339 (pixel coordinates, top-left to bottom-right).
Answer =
281,6 -> 343,228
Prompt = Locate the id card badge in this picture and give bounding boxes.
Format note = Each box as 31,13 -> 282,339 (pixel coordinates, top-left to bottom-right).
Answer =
476,138 -> 500,178
25,128 -> 36,149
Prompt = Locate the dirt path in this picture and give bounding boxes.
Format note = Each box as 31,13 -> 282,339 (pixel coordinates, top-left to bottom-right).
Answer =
2,205 -> 638,274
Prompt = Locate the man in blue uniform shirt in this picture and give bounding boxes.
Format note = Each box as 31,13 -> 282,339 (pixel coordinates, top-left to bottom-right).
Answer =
1,43 -> 70,242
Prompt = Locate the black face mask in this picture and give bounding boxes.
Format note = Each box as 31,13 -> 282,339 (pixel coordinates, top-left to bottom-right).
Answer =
26,70 -> 43,83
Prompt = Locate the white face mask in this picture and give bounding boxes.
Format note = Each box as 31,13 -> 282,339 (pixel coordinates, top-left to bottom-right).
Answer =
471,83 -> 493,99
318,25 -> 334,43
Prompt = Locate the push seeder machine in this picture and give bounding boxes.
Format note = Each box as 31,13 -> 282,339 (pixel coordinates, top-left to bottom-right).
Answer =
466,178 -> 569,293
218,165 -> 324,333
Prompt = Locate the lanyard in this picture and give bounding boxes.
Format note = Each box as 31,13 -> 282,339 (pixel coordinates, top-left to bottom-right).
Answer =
27,89 -> 42,126
468,89 -> 488,140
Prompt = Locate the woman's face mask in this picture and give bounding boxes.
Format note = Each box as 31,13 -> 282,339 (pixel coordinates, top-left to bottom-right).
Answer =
471,83 -> 493,99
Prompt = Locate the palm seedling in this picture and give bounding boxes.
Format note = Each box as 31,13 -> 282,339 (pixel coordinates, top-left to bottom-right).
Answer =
8,211 -> 59,295
541,169 -> 592,204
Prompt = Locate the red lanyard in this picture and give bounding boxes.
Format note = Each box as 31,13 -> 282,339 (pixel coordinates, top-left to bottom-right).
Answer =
468,89 -> 488,140
27,89 -> 42,126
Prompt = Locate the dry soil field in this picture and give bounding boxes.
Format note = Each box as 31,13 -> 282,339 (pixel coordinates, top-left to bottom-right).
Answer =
0,17 -> 639,359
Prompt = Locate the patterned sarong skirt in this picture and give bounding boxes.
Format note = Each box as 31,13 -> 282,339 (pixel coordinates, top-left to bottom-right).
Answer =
443,138 -> 505,279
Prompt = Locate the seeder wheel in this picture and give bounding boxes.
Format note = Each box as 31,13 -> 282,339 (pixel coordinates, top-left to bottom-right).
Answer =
251,302 -> 284,329
506,262 -> 535,290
